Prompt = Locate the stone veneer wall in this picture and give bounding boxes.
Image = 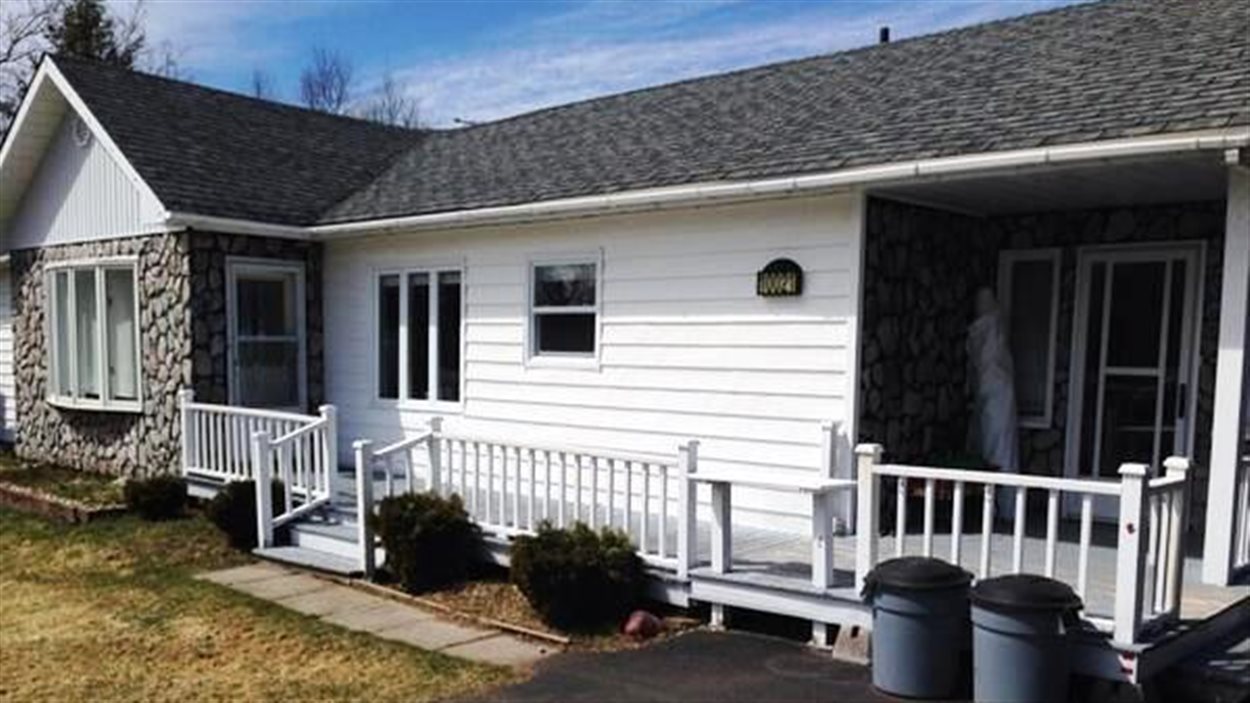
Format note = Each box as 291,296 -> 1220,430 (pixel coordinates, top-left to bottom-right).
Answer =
859,198 -> 1226,530
188,232 -> 324,409
11,234 -> 192,477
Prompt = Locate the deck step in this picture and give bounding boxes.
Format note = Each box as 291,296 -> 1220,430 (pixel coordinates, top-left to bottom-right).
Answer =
253,545 -> 360,576
1159,632 -> 1250,703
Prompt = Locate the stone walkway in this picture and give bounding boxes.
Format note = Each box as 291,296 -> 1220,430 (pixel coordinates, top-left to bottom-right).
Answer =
197,562 -> 554,668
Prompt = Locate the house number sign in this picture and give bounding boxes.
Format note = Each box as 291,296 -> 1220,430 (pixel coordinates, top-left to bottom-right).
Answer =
757,258 -> 803,297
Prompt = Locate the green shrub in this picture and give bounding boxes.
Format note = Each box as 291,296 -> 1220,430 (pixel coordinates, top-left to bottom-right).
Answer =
206,480 -> 286,550
123,475 -> 187,520
510,521 -> 643,630
372,492 -> 480,593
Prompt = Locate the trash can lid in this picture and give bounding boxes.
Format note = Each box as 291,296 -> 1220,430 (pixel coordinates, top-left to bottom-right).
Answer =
971,574 -> 1083,612
861,557 -> 972,600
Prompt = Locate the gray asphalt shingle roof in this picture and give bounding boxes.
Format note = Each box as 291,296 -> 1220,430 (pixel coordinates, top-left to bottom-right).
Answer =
54,0 -> 1250,227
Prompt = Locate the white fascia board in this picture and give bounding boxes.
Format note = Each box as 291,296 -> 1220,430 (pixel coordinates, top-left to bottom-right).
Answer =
308,127 -> 1250,240
162,212 -> 311,240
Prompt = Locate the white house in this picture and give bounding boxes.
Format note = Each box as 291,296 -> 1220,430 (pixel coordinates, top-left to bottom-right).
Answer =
0,0 -> 1246,688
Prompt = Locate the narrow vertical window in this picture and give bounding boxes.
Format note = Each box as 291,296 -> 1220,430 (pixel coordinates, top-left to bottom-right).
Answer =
438,271 -> 461,401
52,271 -> 72,396
999,249 -> 1060,428
104,268 -> 138,401
407,273 -> 430,400
377,274 -> 400,399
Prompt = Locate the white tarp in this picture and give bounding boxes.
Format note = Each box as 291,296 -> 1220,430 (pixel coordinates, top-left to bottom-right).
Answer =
966,288 -> 1020,516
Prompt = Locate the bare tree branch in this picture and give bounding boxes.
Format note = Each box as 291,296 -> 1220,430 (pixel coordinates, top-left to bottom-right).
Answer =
0,0 -> 66,131
299,46 -> 352,114
358,70 -> 420,128
250,67 -> 276,100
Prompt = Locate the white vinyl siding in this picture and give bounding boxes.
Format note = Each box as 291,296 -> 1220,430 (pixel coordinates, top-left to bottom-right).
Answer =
325,194 -> 861,528
0,266 -> 14,441
8,114 -> 164,250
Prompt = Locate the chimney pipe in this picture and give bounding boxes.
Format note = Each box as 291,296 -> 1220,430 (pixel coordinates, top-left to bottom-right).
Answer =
879,26 -> 890,44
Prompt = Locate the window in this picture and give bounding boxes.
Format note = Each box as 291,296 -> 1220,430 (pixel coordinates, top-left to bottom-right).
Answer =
376,267 -> 462,403
47,260 -> 140,411
530,259 -> 598,358
998,249 -> 1061,428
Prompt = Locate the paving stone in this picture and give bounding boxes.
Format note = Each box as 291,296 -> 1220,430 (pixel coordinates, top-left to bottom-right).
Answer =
230,573 -> 332,601
441,634 -> 554,667
277,584 -> 384,617
321,601 -> 438,632
196,562 -> 290,586
374,618 -> 491,651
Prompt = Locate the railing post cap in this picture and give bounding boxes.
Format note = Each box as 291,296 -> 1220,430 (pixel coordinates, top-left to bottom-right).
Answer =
178,388 -> 194,401
820,421 -> 837,432
352,438 -> 373,450
319,403 -> 336,414
1163,456 -> 1191,473
1118,463 -> 1149,478
428,416 -> 443,431
855,443 -> 884,458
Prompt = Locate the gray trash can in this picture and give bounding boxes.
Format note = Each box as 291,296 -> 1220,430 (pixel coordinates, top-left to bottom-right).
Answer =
970,575 -> 1083,703
862,556 -> 973,699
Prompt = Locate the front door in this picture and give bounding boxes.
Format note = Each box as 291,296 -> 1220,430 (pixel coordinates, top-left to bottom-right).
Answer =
226,260 -> 306,411
1066,244 -> 1201,519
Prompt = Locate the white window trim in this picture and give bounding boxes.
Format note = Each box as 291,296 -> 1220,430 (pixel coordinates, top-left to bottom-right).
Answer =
371,260 -> 466,411
45,256 -> 142,413
525,250 -> 603,370
997,248 -> 1061,429
225,257 -> 307,411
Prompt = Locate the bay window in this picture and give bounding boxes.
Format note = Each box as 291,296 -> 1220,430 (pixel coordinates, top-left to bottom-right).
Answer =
377,267 -> 462,404
47,260 -> 141,410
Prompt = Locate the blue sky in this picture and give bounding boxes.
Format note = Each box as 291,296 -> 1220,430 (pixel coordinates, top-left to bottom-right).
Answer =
124,0 -> 1081,127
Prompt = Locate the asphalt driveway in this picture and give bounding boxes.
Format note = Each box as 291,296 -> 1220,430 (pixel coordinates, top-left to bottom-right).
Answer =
466,630 -> 898,702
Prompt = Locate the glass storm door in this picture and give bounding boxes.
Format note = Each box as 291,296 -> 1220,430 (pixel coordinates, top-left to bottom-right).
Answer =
1068,246 -> 1200,519
227,261 -> 306,411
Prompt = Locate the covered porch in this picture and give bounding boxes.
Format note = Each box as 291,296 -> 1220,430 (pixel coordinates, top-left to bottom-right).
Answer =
859,146 -> 1250,587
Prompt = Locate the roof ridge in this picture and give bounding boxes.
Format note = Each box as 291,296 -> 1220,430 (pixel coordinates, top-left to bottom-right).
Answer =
445,0 -> 1105,133
49,54 -> 422,136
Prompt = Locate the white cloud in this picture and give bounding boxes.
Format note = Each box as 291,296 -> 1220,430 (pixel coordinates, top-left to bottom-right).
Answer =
389,1 -> 1070,127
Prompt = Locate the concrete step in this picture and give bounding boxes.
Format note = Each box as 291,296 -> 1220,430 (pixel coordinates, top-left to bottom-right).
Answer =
289,513 -> 361,560
253,545 -> 360,576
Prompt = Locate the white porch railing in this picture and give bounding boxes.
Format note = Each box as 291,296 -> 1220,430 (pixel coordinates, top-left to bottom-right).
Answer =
1234,451 -> 1250,574
178,390 -> 338,548
855,444 -> 1191,645
352,418 -> 699,577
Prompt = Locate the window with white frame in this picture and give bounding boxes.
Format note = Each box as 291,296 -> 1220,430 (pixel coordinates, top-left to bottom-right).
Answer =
530,260 -> 598,357
47,261 -> 141,410
998,249 -> 1061,428
377,268 -> 462,403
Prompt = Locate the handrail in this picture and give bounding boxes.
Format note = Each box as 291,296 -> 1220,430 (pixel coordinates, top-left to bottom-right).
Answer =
439,431 -> 676,468
875,463 -> 1123,496
272,417 -> 329,445
372,431 -> 432,459
182,401 -> 317,424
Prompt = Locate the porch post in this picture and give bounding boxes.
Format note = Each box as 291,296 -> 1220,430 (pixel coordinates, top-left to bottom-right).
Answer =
253,431 -> 274,549
427,417 -> 443,494
855,443 -> 883,591
676,440 -> 699,580
1114,463 -> 1149,644
354,439 -> 376,577
178,389 -> 194,475
1203,159 -> 1250,585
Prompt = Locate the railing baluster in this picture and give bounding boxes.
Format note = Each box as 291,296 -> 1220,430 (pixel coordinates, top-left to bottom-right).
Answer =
624,460 -> 634,541
590,455 -> 599,528
559,452 -> 568,527
575,454 -> 584,525
1078,493 -> 1093,600
486,444 -> 496,526
528,448 -> 537,530
980,486 -> 994,578
606,457 -> 616,528
385,455 -> 395,498
1012,486 -> 1027,573
641,463 -> 650,553
1152,492 -> 1169,614
922,478 -> 935,558
513,446 -> 522,528
660,464 -> 669,558
1045,489 -> 1059,577
895,477 -> 907,557
544,450 -> 553,522
951,481 -> 964,566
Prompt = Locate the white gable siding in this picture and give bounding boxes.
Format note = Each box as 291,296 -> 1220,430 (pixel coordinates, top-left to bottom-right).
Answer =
7,114 -> 164,250
324,194 -> 863,528
0,265 -> 14,441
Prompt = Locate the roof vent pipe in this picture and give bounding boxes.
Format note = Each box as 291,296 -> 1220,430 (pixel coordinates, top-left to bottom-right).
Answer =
879,26 -> 890,44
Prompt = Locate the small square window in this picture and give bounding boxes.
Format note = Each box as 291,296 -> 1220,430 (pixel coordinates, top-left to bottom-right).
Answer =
531,261 -> 598,357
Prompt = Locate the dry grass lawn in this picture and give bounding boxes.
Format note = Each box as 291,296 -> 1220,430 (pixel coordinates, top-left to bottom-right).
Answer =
0,508 -> 516,701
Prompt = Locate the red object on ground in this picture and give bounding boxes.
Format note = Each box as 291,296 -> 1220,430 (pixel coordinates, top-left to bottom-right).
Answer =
623,610 -> 662,640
